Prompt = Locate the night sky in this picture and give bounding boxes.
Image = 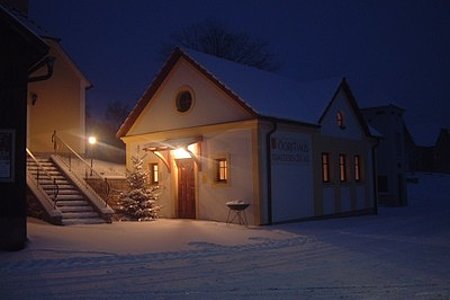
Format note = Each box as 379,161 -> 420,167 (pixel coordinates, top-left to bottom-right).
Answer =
29,0 -> 450,145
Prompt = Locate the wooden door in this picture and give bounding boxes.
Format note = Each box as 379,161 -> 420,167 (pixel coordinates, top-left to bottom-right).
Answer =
176,159 -> 196,219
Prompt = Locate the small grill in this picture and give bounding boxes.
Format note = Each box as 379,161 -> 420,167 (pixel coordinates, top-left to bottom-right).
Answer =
226,202 -> 249,226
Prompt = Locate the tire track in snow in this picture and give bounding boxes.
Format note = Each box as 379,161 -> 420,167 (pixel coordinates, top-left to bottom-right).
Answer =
0,235 -> 310,273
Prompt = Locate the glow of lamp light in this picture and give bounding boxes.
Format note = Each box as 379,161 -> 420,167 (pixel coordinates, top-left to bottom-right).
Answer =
88,136 -> 97,145
173,147 -> 191,159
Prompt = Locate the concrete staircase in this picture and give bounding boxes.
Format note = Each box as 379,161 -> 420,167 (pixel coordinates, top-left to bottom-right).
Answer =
27,156 -> 107,225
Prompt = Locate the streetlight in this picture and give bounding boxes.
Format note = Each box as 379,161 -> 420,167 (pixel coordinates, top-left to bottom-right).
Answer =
88,136 -> 96,176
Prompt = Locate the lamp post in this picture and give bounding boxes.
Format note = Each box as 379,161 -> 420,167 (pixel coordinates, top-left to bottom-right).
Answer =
88,136 -> 96,176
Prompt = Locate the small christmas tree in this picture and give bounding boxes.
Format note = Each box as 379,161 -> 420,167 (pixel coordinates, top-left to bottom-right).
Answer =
117,154 -> 161,221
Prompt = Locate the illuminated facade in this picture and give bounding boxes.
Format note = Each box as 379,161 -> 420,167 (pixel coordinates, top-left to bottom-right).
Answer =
118,48 -> 378,225
4,1 -> 91,154
27,38 -> 91,154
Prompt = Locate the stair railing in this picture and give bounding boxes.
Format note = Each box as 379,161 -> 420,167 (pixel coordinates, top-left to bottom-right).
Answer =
51,131 -> 110,206
26,148 -> 59,208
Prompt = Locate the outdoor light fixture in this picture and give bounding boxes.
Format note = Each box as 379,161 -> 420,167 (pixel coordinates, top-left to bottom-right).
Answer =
88,136 -> 97,145
88,136 -> 97,176
173,147 -> 191,159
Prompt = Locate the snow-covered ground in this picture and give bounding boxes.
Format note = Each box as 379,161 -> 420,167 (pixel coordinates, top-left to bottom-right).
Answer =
1,173 -> 449,299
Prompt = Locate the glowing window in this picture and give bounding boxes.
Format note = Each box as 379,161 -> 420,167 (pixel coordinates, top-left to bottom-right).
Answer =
176,91 -> 193,112
321,153 -> 330,183
339,154 -> 347,182
354,155 -> 361,182
216,159 -> 228,183
149,163 -> 159,184
337,111 -> 345,129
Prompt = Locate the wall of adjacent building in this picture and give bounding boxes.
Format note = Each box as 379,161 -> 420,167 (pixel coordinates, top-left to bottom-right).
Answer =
361,105 -> 408,205
0,5 -> 48,250
315,89 -> 376,216
28,39 -> 88,154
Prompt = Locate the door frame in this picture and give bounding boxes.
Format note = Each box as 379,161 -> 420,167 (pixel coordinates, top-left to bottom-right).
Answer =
175,158 -> 196,219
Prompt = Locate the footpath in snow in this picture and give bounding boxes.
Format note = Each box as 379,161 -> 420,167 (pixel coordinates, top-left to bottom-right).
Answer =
0,172 -> 449,299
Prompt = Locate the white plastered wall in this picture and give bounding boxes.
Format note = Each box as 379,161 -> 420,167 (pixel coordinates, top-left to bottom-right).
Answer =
270,130 -> 314,222
127,58 -> 252,136
198,128 -> 255,224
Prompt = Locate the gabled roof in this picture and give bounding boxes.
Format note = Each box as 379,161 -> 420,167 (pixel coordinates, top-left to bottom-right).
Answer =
45,39 -> 92,88
319,77 -> 373,138
0,3 -> 55,40
2,4 -> 91,87
117,48 -> 368,138
361,103 -> 405,113
0,4 -> 48,58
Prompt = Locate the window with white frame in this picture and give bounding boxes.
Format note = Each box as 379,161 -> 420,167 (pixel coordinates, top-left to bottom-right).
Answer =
215,158 -> 228,183
149,163 -> 159,184
339,154 -> 347,182
321,153 -> 330,183
337,111 -> 345,129
354,155 -> 361,182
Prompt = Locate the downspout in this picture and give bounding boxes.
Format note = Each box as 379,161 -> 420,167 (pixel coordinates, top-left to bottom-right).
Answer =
266,121 -> 277,225
371,139 -> 380,215
28,56 -> 55,83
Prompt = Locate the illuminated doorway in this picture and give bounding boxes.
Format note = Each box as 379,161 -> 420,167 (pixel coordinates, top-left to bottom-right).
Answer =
176,158 -> 196,219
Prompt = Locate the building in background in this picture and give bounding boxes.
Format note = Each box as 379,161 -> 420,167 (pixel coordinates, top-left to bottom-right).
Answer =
0,2 -> 49,250
27,37 -> 91,154
117,48 -> 378,225
361,104 -> 415,206
2,0 -> 91,154
433,128 -> 450,173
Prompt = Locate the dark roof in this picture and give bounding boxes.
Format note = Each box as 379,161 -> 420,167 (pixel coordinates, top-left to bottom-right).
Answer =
0,4 -> 48,62
361,103 -> 405,113
1,3 -> 58,40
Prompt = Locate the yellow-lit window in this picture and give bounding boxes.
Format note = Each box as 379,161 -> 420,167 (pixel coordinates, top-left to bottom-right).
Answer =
337,111 -> 345,129
216,159 -> 228,183
149,163 -> 159,184
321,153 -> 330,183
339,154 -> 347,182
354,155 -> 361,182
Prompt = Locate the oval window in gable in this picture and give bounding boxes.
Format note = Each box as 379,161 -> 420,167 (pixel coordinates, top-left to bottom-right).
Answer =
176,91 -> 193,113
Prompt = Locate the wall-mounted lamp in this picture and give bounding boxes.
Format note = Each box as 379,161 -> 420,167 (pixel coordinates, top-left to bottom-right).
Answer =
173,147 -> 191,159
31,93 -> 38,106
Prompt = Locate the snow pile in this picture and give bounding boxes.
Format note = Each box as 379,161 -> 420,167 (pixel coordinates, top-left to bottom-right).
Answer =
0,173 -> 449,299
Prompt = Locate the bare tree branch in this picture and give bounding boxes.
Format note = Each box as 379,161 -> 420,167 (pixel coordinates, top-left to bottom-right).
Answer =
161,19 -> 280,72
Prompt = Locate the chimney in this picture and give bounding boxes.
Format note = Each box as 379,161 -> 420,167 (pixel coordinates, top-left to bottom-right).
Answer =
0,0 -> 29,15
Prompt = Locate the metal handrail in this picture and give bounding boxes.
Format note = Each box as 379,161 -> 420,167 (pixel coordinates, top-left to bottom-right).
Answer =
51,131 -> 110,206
26,148 -> 59,208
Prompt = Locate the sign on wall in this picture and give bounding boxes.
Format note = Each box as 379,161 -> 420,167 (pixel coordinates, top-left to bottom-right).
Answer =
271,136 -> 311,164
0,129 -> 15,182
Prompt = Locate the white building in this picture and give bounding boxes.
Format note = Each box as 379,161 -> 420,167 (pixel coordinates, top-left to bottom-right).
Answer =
117,48 -> 378,225
361,104 -> 412,206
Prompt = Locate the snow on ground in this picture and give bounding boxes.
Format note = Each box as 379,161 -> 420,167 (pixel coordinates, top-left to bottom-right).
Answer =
93,159 -> 126,178
1,173 -> 449,299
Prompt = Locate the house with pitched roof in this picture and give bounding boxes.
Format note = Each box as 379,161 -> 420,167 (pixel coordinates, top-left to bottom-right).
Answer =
1,1 -> 91,154
361,104 -> 412,206
117,48 -> 378,225
27,37 -> 91,154
1,1 -> 114,227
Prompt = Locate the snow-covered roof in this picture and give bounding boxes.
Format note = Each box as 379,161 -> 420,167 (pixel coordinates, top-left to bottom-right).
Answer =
118,48 -> 373,138
184,48 -> 342,125
367,125 -> 384,138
